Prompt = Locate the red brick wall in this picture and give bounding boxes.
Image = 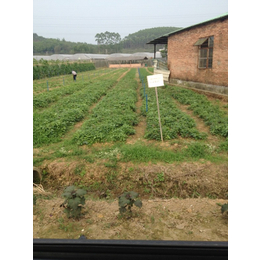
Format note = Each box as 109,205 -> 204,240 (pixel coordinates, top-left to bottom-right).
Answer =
167,18 -> 228,86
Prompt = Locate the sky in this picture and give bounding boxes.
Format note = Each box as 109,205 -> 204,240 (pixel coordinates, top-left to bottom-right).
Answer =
33,0 -> 228,44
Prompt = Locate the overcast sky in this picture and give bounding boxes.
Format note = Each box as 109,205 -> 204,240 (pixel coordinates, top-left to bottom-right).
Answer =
33,0 -> 228,44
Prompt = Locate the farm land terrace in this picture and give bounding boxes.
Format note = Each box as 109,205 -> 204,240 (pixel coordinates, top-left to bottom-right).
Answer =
33,67 -> 228,241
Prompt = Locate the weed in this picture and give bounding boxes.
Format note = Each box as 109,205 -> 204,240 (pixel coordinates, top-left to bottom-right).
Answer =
144,187 -> 150,194
57,218 -> 74,232
82,155 -> 95,163
74,165 -> 85,176
106,171 -> 118,183
218,138 -> 228,152
104,159 -> 118,168
185,142 -> 207,158
191,190 -> 201,198
206,193 -> 217,199
156,172 -> 165,182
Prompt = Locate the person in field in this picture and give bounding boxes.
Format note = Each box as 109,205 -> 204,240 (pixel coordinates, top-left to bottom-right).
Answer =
72,71 -> 77,81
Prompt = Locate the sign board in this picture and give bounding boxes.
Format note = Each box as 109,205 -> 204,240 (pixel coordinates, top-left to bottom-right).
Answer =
147,74 -> 164,88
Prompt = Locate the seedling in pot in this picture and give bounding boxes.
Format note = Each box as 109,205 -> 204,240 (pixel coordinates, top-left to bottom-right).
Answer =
118,191 -> 142,216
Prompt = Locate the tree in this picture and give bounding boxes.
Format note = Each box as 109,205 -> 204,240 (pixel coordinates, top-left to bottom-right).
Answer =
95,31 -> 121,45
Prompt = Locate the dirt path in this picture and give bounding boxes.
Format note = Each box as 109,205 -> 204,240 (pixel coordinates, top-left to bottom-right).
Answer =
126,70 -> 147,144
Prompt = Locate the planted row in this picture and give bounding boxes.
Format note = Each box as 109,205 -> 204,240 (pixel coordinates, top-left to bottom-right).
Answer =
169,86 -> 228,137
72,69 -> 138,145
33,78 -> 118,146
139,68 -> 207,141
33,82 -> 87,110
33,69 -> 126,110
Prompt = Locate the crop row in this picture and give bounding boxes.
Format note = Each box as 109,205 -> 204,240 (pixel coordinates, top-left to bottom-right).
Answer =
33,61 -> 95,80
33,68 -> 125,94
33,77 -> 119,146
33,69 -> 127,110
138,68 -> 207,141
168,86 -> 228,138
72,68 -> 138,145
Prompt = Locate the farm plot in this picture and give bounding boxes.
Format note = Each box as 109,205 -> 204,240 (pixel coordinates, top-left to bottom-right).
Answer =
33,68 -> 125,94
72,68 -> 138,145
169,86 -> 228,138
138,68 -> 207,141
33,67 -> 228,242
33,69 -> 126,110
33,71 -> 124,146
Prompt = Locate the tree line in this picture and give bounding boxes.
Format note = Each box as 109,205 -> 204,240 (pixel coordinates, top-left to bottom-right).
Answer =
33,26 -> 180,55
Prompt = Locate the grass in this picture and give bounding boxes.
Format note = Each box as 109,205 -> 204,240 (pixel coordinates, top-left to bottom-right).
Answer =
33,139 -> 227,167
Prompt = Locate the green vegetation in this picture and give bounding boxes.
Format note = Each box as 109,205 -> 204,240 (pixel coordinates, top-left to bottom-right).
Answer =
138,68 -> 207,141
33,27 -> 181,55
121,27 -> 180,51
72,69 -> 138,145
221,203 -> 228,214
169,86 -> 228,138
33,76 -> 119,146
118,191 -> 142,214
60,186 -> 86,219
33,59 -> 95,80
33,67 -> 228,166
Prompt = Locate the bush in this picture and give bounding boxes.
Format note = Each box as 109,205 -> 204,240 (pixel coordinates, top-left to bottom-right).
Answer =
60,186 -> 86,219
118,191 -> 142,215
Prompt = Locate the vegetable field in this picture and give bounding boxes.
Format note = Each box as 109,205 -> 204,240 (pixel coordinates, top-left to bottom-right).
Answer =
33,67 -> 228,241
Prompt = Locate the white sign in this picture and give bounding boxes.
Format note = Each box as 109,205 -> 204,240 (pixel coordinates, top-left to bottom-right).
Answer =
147,74 -> 164,88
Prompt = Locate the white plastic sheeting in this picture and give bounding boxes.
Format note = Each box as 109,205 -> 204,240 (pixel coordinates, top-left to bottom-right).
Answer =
33,52 -> 161,61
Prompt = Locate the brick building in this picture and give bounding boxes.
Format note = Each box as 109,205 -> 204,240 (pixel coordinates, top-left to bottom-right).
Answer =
147,13 -> 228,93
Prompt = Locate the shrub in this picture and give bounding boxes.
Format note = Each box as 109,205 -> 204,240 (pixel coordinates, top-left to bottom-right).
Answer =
118,191 -> 142,214
60,185 -> 86,219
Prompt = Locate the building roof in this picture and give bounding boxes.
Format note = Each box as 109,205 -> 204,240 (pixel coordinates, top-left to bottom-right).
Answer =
147,13 -> 228,45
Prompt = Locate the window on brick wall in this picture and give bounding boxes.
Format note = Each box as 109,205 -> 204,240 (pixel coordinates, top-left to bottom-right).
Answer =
194,36 -> 214,69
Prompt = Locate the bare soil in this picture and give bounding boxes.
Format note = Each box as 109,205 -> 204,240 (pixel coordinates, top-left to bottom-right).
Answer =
33,196 -> 227,241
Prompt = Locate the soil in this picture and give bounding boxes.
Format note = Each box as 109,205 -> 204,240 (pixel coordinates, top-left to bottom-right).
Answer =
33,196 -> 227,241
34,159 -> 228,241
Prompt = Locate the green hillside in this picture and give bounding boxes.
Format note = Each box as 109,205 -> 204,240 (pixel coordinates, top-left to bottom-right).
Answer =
33,26 -> 181,55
